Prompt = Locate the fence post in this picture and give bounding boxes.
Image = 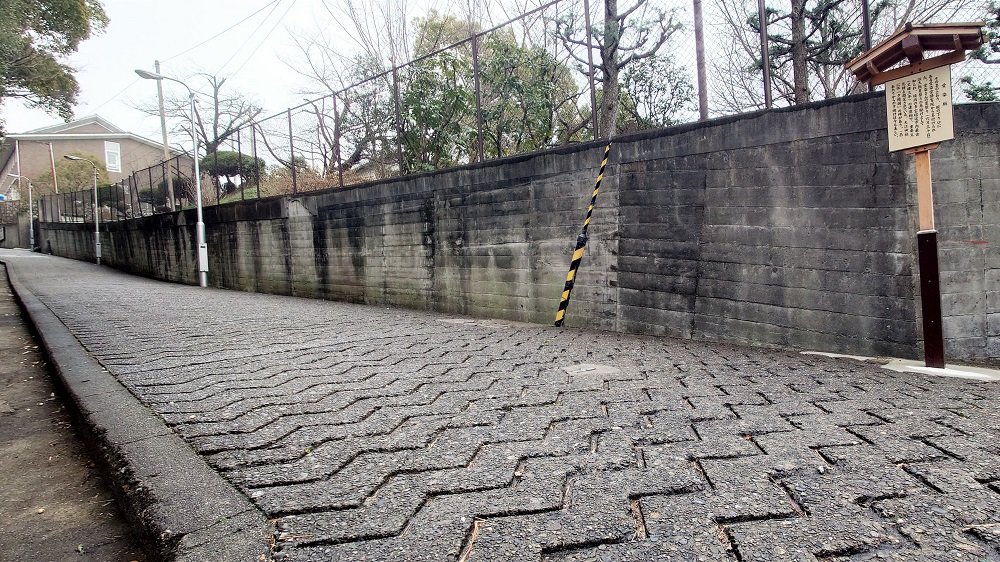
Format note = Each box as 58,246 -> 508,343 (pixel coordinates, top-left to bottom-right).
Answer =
861,0 -> 872,92
287,109 -> 297,194
392,66 -> 406,175
236,130 -> 245,201
173,157 -> 182,207
213,148 -> 220,201
251,124 -> 261,199
148,167 -> 155,212
161,161 -> 167,211
758,0 -> 773,108
471,32 -> 486,162
331,94 -> 344,188
134,176 -> 144,218
583,0 -> 599,139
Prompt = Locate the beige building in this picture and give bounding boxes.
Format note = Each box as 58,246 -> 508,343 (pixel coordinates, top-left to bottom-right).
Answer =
0,115 -> 192,199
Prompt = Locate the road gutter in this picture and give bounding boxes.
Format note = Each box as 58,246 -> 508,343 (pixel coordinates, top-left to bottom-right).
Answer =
2,258 -> 274,562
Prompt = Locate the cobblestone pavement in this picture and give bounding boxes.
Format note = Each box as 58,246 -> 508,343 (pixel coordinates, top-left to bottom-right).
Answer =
4,253 -> 1000,562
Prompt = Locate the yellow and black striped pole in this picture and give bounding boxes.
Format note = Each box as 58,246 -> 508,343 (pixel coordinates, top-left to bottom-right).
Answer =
554,142 -> 612,327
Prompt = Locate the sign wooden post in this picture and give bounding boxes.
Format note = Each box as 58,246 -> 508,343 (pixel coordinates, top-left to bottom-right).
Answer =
845,22 -> 984,368
886,63 -> 954,369
906,143 -> 944,367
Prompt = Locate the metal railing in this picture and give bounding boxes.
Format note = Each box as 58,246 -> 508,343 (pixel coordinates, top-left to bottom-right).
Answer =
38,154 -> 195,223
38,0 -> 998,223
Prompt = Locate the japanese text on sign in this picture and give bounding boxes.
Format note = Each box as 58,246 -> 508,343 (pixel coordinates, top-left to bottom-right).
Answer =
885,65 -> 954,152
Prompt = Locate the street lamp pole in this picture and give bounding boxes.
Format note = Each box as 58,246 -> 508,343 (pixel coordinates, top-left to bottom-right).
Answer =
27,179 -> 33,249
63,155 -> 100,264
8,173 -> 35,250
13,141 -> 34,249
154,60 -> 175,210
135,68 -> 208,287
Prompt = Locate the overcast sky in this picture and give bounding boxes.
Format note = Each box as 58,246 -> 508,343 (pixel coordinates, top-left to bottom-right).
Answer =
7,0 -> 991,146
5,0 -> 371,144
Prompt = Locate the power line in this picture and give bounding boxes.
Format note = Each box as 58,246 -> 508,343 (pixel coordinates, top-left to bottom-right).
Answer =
162,0 -> 282,63
215,0 -> 288,76
227,0 -> 298,79
87,77 -> 140,113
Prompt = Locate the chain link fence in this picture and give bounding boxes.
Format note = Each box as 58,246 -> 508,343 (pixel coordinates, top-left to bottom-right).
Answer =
38,0 -> 999,222
38,154 -> 198,223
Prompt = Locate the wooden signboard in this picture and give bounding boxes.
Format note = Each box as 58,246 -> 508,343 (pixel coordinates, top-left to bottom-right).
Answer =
845,22 -> 983,369
885,65 -> 954,152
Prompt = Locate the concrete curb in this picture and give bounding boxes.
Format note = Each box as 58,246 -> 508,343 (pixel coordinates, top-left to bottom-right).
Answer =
2,258 -> 273,562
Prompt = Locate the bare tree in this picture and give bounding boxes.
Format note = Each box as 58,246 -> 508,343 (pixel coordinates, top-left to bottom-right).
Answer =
321,0 -> 414,67
134,72 -> 261,155
712,0 -> 981,112
279,0 -> 424,180
555,0 -> 682,137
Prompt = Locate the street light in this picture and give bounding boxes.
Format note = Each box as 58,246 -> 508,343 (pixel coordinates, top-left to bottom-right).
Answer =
135,68 -> 208,288
63,155 -> 100,264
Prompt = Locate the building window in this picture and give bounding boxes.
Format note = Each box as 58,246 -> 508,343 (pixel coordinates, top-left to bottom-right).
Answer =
104,141 -> 121,172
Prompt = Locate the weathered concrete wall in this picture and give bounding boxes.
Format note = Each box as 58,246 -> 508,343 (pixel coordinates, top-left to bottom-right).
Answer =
615,98 -> 920,356
1,214 -> 32,249
39,94 -> 1000,362
929,107 -> 1000,361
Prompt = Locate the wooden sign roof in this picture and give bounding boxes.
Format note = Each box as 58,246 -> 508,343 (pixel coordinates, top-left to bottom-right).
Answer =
845,22 -> 984,86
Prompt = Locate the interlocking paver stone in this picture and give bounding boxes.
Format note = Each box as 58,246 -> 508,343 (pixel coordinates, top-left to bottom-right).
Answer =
4,254 -> 1000,561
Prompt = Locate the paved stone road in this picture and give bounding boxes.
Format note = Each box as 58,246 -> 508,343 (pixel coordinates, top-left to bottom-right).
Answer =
4,253 -> 1000,561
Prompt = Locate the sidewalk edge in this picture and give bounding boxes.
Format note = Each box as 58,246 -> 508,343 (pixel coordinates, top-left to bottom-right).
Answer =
2,259 -> 273,562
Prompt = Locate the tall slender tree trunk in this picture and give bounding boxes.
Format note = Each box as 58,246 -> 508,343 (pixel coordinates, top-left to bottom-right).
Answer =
599,0 -> 621,137
790,0 -> 809,103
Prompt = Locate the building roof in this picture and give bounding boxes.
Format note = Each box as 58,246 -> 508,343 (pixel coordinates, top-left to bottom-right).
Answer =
0,115 -> 186,186
845,22 -> 985,85
5,114 -> 174,152
21,114 -> 125,135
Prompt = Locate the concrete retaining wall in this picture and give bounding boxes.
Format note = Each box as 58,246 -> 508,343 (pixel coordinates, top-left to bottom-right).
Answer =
1,214 -> 33,249
39,93 -> 1000,361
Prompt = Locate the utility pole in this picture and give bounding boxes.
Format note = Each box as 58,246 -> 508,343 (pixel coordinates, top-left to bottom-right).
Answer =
14,140 -> 21,199
861,0 -> 873,92
155,60 -> 176,210
758,0 -> 773,108
693,0 -> 709,120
